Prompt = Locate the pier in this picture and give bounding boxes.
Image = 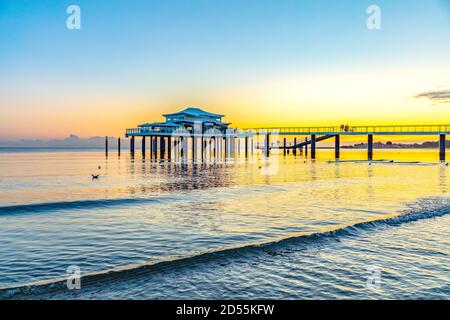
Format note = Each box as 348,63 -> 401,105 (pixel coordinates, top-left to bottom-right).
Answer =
123,108 -> 449,162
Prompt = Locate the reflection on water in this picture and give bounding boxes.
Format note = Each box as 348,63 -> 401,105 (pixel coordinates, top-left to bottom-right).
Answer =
0,148 -> 448,298
439,166 -> 447,194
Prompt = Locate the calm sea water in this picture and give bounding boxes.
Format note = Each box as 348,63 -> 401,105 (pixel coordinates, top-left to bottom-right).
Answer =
0,148 -> 449,299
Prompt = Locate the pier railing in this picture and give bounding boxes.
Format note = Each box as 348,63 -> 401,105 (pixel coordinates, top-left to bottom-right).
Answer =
349,125 -> 450,134
242,124 -> 450,135
127,124 -> 450,137
242,127 -> 338,134
125,127 -> 251,137
126,127 -> 177,135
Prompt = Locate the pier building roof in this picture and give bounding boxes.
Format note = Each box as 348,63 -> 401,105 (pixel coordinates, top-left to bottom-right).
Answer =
133,107 -> 231,134
163,107 -> 224,120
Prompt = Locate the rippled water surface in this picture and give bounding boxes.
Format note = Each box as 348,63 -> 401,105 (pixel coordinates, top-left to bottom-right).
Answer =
0,148 -> 449,299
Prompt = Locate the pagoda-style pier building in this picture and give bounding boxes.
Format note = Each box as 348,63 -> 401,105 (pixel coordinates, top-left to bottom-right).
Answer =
125,107 -> 252,161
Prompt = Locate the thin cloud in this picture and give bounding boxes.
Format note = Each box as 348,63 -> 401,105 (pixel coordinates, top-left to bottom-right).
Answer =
415,89 -> 450,104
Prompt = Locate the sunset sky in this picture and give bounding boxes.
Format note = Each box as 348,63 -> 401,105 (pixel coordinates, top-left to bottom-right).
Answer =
0,0 -> 449,139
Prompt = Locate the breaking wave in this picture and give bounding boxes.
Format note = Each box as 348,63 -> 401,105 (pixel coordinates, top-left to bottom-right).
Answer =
0,197 -> 176,215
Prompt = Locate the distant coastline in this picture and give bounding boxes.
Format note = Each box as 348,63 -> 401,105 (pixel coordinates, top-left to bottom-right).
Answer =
0,135 -> 125,149
0,147 -> 104,153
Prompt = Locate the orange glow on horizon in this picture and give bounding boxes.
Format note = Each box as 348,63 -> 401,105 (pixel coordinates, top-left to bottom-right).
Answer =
1,65 -> 449,140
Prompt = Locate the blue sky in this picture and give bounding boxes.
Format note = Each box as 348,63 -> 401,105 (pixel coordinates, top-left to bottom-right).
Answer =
0,0 -> 449,138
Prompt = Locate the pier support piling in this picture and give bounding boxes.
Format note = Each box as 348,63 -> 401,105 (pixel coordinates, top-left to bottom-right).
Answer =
160,136 -> 165,159
201,137 -> 204,161
335,135 -> 340,159
245,137 -> 249,158
141,136 -> 146,158
368,134 -> 373,161
149,137 -> 153,159
168,136 -> 172,160
293,137 -> 297,155
224,137 -> 228,159
208,138 -> 211,159
130,136 -> 135,154
180,137 -> 185,160
152,137 -> 157,157
118,137 -> 121,156
283,138 -> 286,156
305,138 -> 308,157
265,134 -> 270,157
105,136 -> 108,157
311,135 -> 316,159
192,136 -> 196,160
440,134 -> 446,162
